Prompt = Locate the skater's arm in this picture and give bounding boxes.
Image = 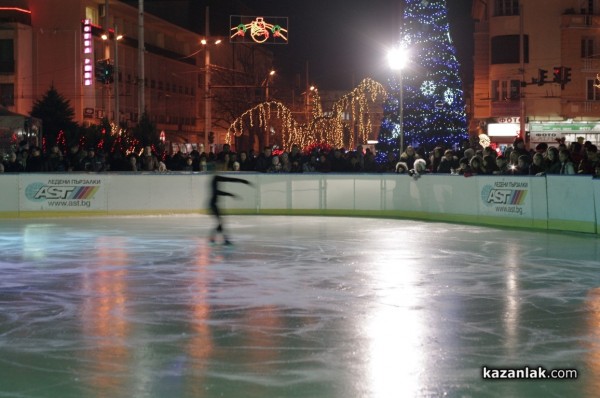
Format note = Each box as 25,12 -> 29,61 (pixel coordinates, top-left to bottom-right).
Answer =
215,189 -> 236,198
215,175 -> 252,185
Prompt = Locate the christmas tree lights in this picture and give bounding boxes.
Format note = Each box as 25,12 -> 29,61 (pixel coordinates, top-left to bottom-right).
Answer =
226,78 -> 387,151
378,0 -> 467,158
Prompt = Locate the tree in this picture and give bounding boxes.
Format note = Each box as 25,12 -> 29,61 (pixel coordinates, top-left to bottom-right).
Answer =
30,85 -> 79,148
378,0 -> 468,158
131,112 -> 159,149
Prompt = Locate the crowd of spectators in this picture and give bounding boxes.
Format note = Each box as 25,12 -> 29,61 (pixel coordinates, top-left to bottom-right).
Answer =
2,138 -> 600,177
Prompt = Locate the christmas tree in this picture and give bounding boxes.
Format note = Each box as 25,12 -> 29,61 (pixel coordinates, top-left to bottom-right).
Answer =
377,0 -> 467,158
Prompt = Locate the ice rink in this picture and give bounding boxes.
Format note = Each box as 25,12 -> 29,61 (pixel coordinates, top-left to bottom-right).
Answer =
1,215 -> 599,398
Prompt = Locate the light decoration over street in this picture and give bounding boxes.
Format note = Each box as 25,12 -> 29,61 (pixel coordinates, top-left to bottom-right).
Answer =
226,78 -> 387,150
230,16 -> 288,44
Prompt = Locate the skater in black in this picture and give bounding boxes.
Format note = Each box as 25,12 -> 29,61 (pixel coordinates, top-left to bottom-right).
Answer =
209,167 -> 252,244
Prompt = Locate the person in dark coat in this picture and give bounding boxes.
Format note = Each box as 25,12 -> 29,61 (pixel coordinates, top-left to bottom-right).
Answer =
209,163 -> 253,244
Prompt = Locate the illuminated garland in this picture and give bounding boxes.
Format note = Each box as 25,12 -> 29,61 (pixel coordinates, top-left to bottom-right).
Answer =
226,78 -> 387,150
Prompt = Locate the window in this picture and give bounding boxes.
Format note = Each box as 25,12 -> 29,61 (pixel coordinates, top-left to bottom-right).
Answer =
494,0 -> 519,16
582,37 -> 594,58
0,39 -> 14,73
587,79 -> 600,100
491,35 -> 529,64
491,79 -> 521,101
0,83 -> 14,106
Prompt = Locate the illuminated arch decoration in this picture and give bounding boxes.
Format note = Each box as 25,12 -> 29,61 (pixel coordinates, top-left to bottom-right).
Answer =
230,15 -> 288,44
226,78 -> 387,150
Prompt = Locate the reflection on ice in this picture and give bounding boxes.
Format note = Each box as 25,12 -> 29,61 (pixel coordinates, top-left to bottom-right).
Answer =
0,215 -> 599,397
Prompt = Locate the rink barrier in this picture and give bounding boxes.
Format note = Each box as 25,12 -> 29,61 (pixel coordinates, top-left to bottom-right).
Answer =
0,173 -> 598,235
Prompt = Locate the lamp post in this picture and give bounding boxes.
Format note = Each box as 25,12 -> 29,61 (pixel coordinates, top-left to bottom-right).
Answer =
261,69 -> 276,147
388,47 -> 408,154
114,27 -> 123,126
264,69 -> 275,102
202,6 -> 222,153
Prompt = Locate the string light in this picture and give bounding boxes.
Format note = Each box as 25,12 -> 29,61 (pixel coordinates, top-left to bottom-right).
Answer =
226,78 -> 387,151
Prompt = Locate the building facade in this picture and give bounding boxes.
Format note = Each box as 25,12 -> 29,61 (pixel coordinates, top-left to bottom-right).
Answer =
0,0 -> 274,151
472,0 -> 600,150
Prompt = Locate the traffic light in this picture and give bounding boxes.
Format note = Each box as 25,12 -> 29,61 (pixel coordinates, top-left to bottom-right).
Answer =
95,59 -> 114,84
563,67 -> 572,84
553,66 -> 563,84
538,69 -> 547,86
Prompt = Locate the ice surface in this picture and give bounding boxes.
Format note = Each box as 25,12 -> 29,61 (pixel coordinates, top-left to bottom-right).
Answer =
0,215 -> 599,397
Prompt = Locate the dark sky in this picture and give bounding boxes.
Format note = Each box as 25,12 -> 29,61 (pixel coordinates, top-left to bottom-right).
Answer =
125,0 -> 473,90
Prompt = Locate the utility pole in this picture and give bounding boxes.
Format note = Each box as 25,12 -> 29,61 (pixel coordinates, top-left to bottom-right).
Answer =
204,6 -> 211,153
138,0 -> 145,120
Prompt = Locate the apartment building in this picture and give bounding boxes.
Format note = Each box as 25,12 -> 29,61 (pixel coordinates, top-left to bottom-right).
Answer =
0,0 -> 274,150
472,0 -> 600,150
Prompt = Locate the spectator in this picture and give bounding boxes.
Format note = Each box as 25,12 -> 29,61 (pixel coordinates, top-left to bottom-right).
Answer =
511,155 -> 529,175
429,146 -> 444,173
217,143 -> 232,162
0,162 -> 4,173
437,149 -> 459,173
232,161 -> 241,171
254,146 -> 272,172
166,150 -> 185,171
493,155 -> 509,175
280,152 -> 292,172
558,149 -> 575,175
267,155 -> 283,173
238,151 -> 253,171
469,156 -> 485,175
139,146 -> 160,171
26,147 -> 45,172
317,154 -> 332,173
456,157 -> 472,176
363,149 -> 378,172
4,152 -> 24,172
570,141 -> 584,166
399,146 -> 419,170
127,154 -> 139,172
463,148 -> 475,162
578,144 -> 599,175
66,144 -> 85,171
80,148 -> 105,172
529,152 -> 546,175
409,158 -> 428,179
182,156 -> 194,172
481,155 -> 498,175
46,145 -> 66,172
381,152 -> 398,173
545,147 -> 561,174
331,149 -> 348,172
303,155 -> 318,172
395,161 -> 409,174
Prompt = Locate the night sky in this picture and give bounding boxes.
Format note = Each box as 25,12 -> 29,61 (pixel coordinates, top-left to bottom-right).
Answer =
123,0 -> 473,90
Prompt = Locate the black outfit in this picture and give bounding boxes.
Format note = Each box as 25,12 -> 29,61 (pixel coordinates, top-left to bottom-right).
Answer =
209,174 -> 251,243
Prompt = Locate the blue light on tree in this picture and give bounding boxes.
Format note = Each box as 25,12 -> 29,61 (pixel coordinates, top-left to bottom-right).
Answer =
377,0 -> 468,158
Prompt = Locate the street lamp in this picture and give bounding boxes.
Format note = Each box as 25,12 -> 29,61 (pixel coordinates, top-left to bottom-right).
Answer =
261,69 -> 276,147
263,69 -> 275,102
388,46 -> 408,154
202,37 -> 221,152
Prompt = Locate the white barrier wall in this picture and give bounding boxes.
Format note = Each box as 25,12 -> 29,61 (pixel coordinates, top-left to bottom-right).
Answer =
0,173 -> 598,234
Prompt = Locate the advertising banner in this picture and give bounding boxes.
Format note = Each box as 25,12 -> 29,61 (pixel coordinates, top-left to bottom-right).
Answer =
478,177 -> 532,218
19,175 -> 107,212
